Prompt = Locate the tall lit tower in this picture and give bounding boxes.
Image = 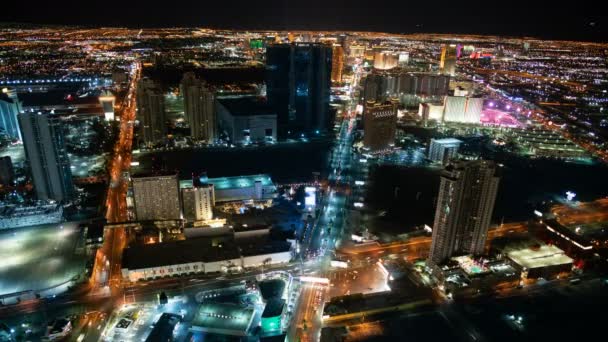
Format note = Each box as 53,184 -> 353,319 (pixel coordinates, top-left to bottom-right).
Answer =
429,160 -> 500,264
331,44 -> 344,83
136,78 -> 166,146
181,72 -> 216,143
266,43 -> 333,139
18,112 -> 74,202
440,44 -> 458,76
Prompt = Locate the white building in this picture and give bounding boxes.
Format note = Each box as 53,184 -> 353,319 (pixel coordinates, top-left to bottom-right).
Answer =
182,183 -> 215,222
443,96 -> 484,124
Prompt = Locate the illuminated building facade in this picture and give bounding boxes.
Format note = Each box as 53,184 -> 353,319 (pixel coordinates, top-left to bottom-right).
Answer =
98,90 -> 115,121
373,51 -> 399,70
136,78 -> 166,145
180,72 -> 216,142
132,173 -> 181,221
349,44 -> 366,58
0,88 -> 22,140
364,71 -> 450,103
266,43 -> 333,139
429,160 -> 500,264
428,138 -> 462,165
18,112 -> 74,202
331,45 -> 344,83
443,96 -> 483,123
182,183 -> 215,222
440,44 -> 458,76
363,101 -> 397,151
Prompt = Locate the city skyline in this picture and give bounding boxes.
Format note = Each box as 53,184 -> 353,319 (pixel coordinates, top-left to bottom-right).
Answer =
0,21 -> 607,342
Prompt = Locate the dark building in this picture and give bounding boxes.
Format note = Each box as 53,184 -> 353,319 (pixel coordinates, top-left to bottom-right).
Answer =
363,101 -> 397,152
216,97 -> 277,144
266,43 -> 333,139
0,156 -> 14,186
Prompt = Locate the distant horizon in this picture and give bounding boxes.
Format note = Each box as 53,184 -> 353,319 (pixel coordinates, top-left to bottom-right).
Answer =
2,21 -> 607,44
0,1 -> 606,43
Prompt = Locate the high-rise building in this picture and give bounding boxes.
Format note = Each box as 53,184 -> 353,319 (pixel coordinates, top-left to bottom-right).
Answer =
373,51 -> 399,70
440,44 -> 458,76
180,72 -> 216,142
266,43 -> 333,139
429,160 -> 500,264
136,78 -> 166,145
0,156 -> 14,186
132,173 -> 181,221
98,90 -> 115,121
363,71 -> 450,103
428,138 -> 462,165
182,183 -> 215,222
443,96 -> 483,123
0,88 -> 22,141
18,112 -> 73,202
363,101 -> 397,151
331,45 -> 344,83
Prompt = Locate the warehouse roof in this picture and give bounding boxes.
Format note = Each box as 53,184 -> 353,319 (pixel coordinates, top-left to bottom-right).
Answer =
507,244 -> 573,270
191,303 -> 254,336
122,237 -> 240,270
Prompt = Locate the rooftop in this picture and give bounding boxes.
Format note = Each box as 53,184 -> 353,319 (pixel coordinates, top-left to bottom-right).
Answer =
122,237 -> 240,270
207,174 -> 274,190
507,244 -> 573,270
122,236 -> 291,270
431,138 -> 462,145
258,279 -> 286,301
262,298 -> 285,318
191,303 -> 254,336
217,97 -> 275,116
145,313 -> 181,342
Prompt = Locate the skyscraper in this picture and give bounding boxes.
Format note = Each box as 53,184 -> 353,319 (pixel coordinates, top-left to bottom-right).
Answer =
440,44 -> 458,76
266,43 -> 333,139
331,45 -> 344,83
18,112 -> 74,202
0,88 -> 22,141
132,173 -> 181,221
363,101 -> 397,152
180,72 -> 216,143
136,78 -> 166,145
182,183 -> 215,222
428,138 -> 462,165
429,160 -> 500,264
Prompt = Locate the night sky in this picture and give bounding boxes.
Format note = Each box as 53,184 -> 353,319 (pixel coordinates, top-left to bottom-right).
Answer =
1,1 -> 606,42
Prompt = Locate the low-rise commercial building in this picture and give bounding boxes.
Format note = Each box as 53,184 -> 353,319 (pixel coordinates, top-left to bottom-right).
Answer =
507,244 -> 573,279
121,237 -> 291,282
